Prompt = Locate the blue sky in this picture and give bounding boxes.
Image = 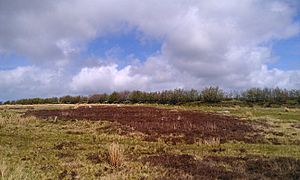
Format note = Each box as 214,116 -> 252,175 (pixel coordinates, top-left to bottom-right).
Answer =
2,30 -> 299,71
0,53 -> 30,70
0,0 -> 300,101
269,11 -> 300,70
83,30 -> 162,62
0,29 -> 163,72
271,34 -> 300,70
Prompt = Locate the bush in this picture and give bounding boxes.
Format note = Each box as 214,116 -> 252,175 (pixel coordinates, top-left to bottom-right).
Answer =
108,92 -> 121,103
201,86 -> 224,103
242,88 -> 265,103
88,94 -> 108,103
3,87 -> 300,106
128,91 -> 145,103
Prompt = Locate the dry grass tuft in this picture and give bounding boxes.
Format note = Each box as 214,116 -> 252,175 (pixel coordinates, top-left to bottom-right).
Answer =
197,137 -> 221,146
245,111 -> 253,117
0,161 -> 29,180
284,107 -> 290,112
0,161 -> 7,178
108,142 -> 124,168
0,118 -> 6,128
203,137 -> 220,145
0,111 -> 37,128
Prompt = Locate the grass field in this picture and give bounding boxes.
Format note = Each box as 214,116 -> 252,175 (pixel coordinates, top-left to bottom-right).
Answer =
0,104 -> 300,179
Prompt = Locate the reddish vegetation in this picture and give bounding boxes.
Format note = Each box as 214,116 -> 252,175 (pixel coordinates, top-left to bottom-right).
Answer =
142,154 -> 300,179
142,154 -> 242,179
24,105 -> 263,144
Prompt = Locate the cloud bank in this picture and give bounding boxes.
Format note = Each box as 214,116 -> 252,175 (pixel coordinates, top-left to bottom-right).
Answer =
0,0 -> 300,100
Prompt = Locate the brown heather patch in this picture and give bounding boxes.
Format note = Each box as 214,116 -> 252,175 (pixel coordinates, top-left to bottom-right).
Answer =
24,105 -> 265,144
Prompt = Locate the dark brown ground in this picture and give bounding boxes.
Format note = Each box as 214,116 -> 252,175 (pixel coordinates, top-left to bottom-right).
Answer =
142,154 -> 241,179
24,105 -> 263,144
142,154 -> 300,180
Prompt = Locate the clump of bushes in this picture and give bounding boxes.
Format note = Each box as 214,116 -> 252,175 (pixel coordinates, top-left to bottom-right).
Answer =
241,87 -> 296,105
3,87 -> 300,107
201,86 -> 224,103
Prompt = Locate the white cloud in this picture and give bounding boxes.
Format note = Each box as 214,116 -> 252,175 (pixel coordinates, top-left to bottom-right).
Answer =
248,65 -> 300,88
0,66 -> 66,100
0,0 -> 299,99
71,64 -> 148,94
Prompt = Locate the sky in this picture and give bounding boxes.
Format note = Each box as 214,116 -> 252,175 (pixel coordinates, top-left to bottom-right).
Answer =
0,0 -> 300,101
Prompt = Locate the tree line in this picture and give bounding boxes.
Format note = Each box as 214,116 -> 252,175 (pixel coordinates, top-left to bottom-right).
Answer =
1,87 -> 300,106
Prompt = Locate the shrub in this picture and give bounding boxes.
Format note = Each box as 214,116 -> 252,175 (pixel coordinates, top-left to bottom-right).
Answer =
272,87 -> 288,104
108,92 -> 121,103
128,91 -> 144,103
201,86 -> 224,103
242,88 -> 263,103
2,87 -> 300,106
88,94 -> 108,103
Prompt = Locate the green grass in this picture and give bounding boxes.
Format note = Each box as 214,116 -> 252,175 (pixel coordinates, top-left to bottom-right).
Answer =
0,105 -> 300,179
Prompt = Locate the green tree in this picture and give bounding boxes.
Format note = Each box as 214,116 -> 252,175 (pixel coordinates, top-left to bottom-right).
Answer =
108,92 -> 121,103
201,86 -> 224,103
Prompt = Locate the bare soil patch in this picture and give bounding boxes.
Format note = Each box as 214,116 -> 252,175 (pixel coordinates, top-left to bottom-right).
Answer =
86,152 -> 103,164
142,154 -> 241,179
205,155 -> 300,179
24,105 -> 263,143
54,141 -> 77,150
292,123 -> 300,129
143,154 -> 300,179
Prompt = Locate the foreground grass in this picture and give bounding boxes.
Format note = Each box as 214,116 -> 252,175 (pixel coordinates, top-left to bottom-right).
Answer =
0,105 -> 300,179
